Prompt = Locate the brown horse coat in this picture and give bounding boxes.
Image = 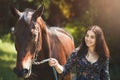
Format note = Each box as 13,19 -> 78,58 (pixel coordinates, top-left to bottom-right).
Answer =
10,4 -> 75,80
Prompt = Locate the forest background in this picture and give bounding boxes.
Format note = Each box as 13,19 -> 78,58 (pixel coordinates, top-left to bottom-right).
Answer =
0,0 -> 120,80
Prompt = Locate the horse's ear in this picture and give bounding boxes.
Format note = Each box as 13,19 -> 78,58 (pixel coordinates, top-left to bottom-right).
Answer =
9,5 -> 21,17
32,4 -> 44,21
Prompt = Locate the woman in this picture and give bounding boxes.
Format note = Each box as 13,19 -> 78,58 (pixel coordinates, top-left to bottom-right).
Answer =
49,25 -> 110,80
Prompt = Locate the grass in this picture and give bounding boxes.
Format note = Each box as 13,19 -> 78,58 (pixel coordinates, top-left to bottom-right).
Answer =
0,39 -> 23,80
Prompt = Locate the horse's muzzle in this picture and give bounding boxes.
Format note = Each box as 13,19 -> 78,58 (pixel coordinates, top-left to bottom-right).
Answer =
14,67 -> 31,78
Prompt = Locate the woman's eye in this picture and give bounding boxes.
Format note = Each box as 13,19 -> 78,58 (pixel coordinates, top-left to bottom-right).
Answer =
91,35 -> 95,39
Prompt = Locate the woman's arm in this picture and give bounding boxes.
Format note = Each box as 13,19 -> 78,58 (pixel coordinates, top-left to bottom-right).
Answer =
49,51 -> 77,75
100,60 -> 110,80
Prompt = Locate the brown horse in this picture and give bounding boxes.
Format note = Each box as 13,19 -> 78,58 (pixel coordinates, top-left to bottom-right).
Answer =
10,4 -> 75,80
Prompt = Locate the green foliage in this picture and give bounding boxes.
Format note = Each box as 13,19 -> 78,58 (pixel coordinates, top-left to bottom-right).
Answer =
0,40 -> 23,80
0,33 -> 13,43
64,23 -> 86,47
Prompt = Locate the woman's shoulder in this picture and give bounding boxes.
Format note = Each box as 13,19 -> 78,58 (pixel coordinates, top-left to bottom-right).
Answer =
70,49 -> 84,58
99,58 -> 109,67
70,49 -> 78,58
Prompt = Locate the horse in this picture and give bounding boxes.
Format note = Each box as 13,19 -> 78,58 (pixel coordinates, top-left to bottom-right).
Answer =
10,4 -> 75,80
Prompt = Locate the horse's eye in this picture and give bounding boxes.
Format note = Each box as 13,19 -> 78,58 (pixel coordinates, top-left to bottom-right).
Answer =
32,34 -> 36,39
31,29 -> 38,41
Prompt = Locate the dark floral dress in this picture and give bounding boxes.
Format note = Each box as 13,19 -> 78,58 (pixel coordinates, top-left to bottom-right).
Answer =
62,51 -> 110,80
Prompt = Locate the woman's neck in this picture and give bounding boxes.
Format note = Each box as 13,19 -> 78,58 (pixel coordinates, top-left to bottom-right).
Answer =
86,49 -> 99,64
87,47 -> 98,57
88,47 -> 95,54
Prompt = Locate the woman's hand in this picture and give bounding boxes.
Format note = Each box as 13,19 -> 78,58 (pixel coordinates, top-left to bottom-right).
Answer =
49,58 -> 59,67
49,58 -> 64,74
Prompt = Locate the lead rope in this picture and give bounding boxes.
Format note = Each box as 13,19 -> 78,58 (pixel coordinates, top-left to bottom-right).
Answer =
52,66 -> 58,80
32,58 -> 58,80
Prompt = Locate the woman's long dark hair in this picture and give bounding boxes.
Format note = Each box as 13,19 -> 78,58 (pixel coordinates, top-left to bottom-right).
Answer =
77,25 -> 110,64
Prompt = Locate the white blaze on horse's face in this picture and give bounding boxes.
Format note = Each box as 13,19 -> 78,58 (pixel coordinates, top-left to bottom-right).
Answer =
22,53 -> 32,69
22,56 -> 32,78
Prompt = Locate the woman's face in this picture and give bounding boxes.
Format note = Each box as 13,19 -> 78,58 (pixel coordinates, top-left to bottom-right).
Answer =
85,30 -> 96,49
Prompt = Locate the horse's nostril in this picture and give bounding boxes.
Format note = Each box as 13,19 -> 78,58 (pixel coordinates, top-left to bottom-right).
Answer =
13,68 -> 19,74
22,69 -> 29,75
13,68 -> 29,77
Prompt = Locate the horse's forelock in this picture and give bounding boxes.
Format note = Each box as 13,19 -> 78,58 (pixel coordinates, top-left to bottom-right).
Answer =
21,9 -> 35,25
25,8 -> 35,12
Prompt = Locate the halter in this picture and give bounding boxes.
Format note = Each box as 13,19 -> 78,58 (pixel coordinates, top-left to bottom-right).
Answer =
31,21 -> 51,65
31,21 -> 42,65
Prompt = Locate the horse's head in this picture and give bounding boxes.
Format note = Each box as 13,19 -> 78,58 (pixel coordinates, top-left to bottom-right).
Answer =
10,4 -> 44,78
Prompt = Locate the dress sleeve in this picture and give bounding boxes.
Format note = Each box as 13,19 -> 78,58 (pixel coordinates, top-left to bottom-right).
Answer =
61,50 -> 77,76
100,60 -> 110,80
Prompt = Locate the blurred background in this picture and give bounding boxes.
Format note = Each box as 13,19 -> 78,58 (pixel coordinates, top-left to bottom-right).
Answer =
0,0 -> 120,80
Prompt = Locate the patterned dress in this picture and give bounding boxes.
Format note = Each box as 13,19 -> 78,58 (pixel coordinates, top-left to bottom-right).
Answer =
62,51 -> 110,80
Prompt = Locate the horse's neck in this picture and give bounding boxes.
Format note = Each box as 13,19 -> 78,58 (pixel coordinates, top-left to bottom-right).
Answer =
37,17 -> 51,58
37,17 -> 48,33
41,33 -> 51,58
